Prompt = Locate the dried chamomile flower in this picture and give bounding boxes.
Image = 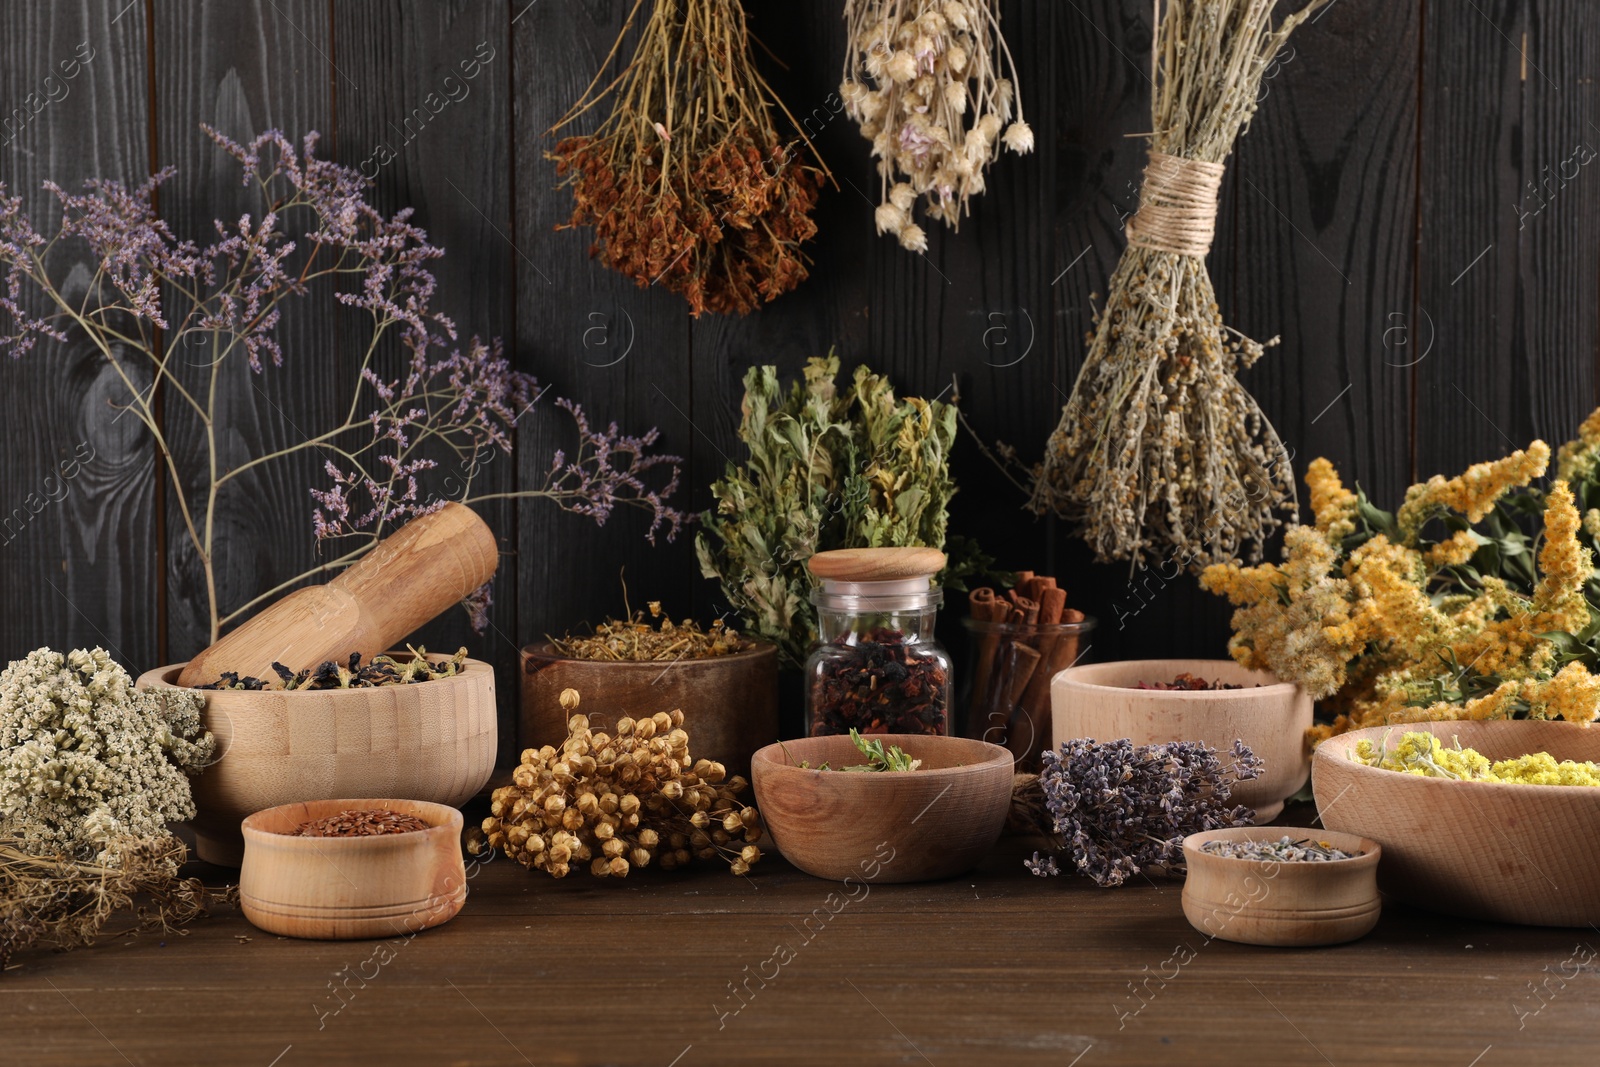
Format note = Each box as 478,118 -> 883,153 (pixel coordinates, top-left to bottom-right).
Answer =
841,0 -> 1032,247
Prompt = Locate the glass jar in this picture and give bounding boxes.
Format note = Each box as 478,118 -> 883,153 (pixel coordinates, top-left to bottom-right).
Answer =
804,577 -> 953,736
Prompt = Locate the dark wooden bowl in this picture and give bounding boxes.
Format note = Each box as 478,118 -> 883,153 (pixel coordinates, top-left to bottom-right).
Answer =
751,734 -> 1012,883
520,641 -> 778,779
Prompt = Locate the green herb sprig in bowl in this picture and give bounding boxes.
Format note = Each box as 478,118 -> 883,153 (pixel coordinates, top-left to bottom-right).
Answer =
785,729 -> 922,772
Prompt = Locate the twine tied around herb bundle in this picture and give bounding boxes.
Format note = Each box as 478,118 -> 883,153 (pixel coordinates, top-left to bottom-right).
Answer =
1126,151 -> 1226,258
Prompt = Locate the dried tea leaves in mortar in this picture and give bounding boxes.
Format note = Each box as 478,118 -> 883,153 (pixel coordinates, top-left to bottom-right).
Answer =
195,646 -> 468,691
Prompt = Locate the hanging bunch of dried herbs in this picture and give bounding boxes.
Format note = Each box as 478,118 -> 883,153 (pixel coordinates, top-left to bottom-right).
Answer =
1027,0 -> 1330,569
549,0 -> 829,316
840,0 -> 1034,251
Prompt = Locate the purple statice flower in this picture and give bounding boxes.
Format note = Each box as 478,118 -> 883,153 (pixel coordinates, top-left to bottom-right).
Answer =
1031,737 -> 1262,888
0,184 -> 67,356
460,581 -> 494,634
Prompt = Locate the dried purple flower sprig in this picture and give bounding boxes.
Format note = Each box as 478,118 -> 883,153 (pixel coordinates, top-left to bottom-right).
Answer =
0,126 -> 684,642
1023,737 -> 1263,888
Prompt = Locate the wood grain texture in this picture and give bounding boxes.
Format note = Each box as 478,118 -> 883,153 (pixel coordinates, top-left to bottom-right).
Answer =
0,822 -> 1593,1065
153,0 -> 336,662
1418,0 -> 1600,478
512,0 -> 698,667
751,733 -> 1013,882
1229,0 -> 1418,508
1315,719 -> 1600,927
1181,827 -> 1382,947
0,0 -> 158,670
331,0 -> 520,755
140,657 -> 497,866
239,798 -> 467,940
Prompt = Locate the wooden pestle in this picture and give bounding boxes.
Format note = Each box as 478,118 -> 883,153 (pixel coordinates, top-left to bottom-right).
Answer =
176,503 -> 499,687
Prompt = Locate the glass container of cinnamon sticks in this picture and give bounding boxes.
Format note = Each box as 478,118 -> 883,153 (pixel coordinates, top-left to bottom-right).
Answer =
960,574 -> 1094,770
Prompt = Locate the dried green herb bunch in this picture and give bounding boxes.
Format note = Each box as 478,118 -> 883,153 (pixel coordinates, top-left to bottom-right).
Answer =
0,833 -> 229,972
1028,0 -> 1331,569
478,689 -> 762,878
0,648 -> 213,870
696,354 -> 960,667
550,0 -> 828,316
841,0 -> 1033,251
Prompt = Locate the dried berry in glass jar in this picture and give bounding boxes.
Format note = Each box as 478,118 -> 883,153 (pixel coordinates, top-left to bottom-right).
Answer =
803,548 -> 953,737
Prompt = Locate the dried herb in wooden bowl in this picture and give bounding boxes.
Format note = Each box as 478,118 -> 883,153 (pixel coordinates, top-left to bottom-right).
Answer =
287,810 -> 432,838
550,602 -> 751,662
195,646 -> 468,691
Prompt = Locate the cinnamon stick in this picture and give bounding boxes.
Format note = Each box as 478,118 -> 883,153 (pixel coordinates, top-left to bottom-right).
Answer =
982,640 -> 1039,750
1017,587 -> 1070,729
965,588 -> 1009,736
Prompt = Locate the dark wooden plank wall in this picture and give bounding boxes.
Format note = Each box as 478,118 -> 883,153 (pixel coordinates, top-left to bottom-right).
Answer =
2,0 -> 1597,757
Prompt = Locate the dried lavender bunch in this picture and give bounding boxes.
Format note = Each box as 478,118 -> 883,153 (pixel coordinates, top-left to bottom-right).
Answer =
0,127 -> 684,642
841,0 -> 1033,251
550,0 -> 828,316
1028,0 -> 1330,569
0,834 -> 230,973
1024,737 -> 1262,887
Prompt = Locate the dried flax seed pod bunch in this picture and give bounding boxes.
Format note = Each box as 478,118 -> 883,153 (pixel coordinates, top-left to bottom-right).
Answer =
478,689 -> 762,878
549,0 -> 828,316
841,0 -> 1033,252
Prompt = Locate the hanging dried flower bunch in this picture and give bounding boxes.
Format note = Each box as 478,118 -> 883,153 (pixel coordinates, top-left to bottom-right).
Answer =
549,0 -> 829,316
840,0 -> 1033,252
1028,0 -> 1329,569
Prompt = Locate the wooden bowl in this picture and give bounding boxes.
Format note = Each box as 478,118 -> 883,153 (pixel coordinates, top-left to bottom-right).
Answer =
138,657 -> 496,866
1313,720 -> 1600,927
521,640 -> 777,779
239,798 -> 466,940
1181,827 -> 1381,947
1051,659 -> 1312,821
750,734 -> 1012,883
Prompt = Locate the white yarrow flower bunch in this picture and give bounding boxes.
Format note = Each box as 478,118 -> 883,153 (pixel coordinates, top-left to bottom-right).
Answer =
841,0 -> 1033,251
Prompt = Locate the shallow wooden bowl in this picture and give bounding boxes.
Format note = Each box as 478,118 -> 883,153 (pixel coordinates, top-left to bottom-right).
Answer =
1313,720 -> 1600,927
1181,827 -> 1381,947
520,640 -> 777,779
1052,659 -> 1312,821
750,734 -> 1012,883
240,798 -> 466,940
138,657 -> 496,866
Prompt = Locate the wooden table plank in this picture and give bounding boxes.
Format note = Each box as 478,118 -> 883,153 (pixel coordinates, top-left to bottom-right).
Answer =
2,817 -> 1594,1066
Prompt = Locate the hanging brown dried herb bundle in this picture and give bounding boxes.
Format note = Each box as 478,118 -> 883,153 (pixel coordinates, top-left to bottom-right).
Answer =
1028,0 -> 1329,569
1,835 -> 230,972
841,0 -> 1033,251
550,0 -> 829,316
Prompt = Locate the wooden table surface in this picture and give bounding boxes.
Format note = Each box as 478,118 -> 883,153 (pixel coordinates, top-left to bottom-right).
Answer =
2,806 -> 1596,1067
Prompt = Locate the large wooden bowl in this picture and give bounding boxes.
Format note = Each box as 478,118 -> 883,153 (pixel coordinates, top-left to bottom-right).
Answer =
1052,659 -> 1312,821
1313,720 -> 1600,927
138,657 -> 496,867
521,640 -> 777,779
750,734 -> 1012,883
240,798 -> 466,940
1182,827 -> 1382,947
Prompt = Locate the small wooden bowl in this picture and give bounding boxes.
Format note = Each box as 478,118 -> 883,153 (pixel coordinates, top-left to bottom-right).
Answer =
139,656 -> 496,866
1052,659 -> 1312,821
520,640 -> 777,780
750,734 -> 1012,883
1313,720 -> 1600,927
239,798 -> 467,940
1181,827 -> 1381,947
